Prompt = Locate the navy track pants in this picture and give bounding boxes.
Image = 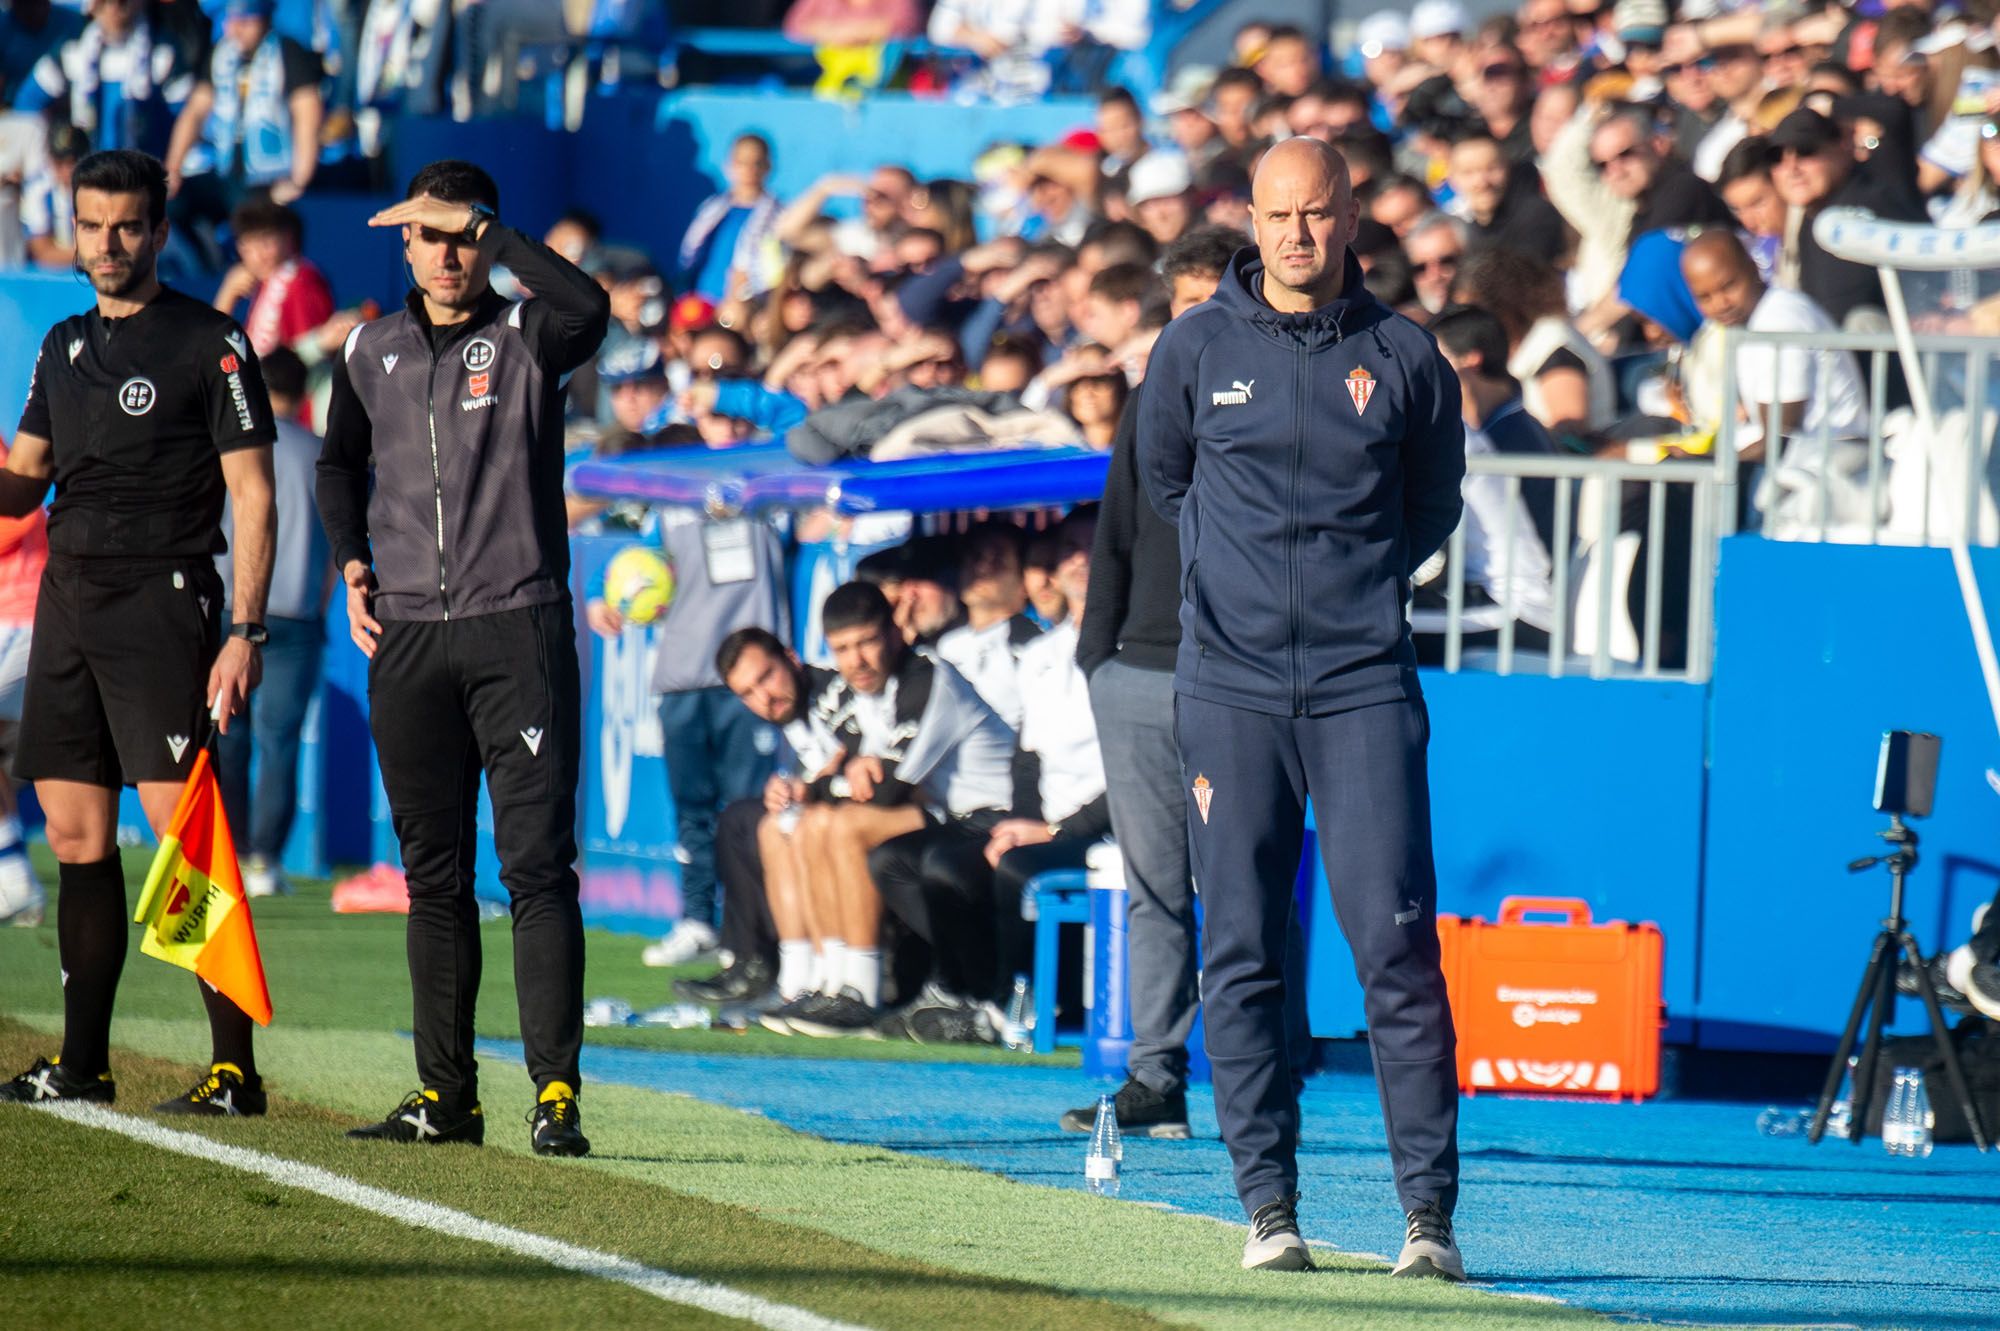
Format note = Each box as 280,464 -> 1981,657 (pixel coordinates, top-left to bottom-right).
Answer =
1177,693 -> 1459,1220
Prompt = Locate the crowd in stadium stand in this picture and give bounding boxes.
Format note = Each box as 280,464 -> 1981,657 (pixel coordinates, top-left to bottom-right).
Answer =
6,0 -> 2000,1045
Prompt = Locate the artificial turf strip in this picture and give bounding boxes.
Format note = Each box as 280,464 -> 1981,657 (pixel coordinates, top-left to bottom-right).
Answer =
3,1015 -> 1627,1331
3,852 -> 1079,1068
0,1102 -> 746,1331
0,1022 -> 1172,1331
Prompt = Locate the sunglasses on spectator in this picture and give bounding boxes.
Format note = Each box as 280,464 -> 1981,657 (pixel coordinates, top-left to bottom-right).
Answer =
1592,144 -> 1646,172
1480,63 -> 1523,80
1708,45 -> 1755,63
1412,255 -> 1462,274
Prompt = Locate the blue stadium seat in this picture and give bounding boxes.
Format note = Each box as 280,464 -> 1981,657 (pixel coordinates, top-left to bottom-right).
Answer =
1022,869 -> 1090,1054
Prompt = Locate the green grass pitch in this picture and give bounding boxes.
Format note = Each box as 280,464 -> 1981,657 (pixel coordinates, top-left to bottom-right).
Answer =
0,856 -> 1664,1330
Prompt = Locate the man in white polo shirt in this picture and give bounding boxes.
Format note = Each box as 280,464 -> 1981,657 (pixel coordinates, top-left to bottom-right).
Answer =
1681,229 -> 1868,533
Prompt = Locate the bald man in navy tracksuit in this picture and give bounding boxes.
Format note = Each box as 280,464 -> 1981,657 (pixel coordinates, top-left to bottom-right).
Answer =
1139,138 -> 1468,1279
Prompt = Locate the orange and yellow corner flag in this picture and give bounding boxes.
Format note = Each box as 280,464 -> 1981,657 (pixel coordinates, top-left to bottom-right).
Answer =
132,748 -> 273,1026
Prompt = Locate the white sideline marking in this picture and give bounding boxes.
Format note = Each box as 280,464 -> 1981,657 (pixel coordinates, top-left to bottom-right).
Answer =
35,1102 -> 871,1331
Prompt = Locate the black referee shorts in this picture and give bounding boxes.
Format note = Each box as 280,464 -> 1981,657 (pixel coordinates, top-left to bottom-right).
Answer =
15,554 -> 224,788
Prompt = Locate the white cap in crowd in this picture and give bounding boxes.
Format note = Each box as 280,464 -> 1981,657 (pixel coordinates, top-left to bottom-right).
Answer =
1612,0 -> 1670,44
1125,150 -> 1194,205
1151,65 -> 1219,117
1409,0 -> 1469,41
1354,11 -> 1412,60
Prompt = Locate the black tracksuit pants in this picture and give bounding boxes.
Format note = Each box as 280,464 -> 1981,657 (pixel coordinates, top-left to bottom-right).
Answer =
866,811 -> 1038,1003
715,798 -> 778,970
1177,693 -> 1458,1221
369,602 -> 585,1108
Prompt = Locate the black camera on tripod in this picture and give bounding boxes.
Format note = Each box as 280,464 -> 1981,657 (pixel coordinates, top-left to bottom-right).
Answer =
1808,731 -> 1990,1149
1872,729 -> 1939,820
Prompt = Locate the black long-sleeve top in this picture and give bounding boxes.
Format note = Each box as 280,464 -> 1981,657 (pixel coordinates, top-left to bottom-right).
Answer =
1075,394 -> 1183,677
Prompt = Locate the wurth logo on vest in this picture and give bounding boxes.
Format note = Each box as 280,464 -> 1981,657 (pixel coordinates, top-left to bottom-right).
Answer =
460,369 -> 497,413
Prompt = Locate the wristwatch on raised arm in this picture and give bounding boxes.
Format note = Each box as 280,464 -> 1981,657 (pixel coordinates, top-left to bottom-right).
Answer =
463,202 -> 497,243
229,622 -> 270,646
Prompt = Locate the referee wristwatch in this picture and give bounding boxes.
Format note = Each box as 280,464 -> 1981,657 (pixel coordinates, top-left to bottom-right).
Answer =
462,203 -> 497,243
229,622 -> 270,646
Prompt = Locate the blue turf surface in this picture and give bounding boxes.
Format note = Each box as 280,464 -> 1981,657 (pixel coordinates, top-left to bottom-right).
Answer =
481,1038 -> 1995,1328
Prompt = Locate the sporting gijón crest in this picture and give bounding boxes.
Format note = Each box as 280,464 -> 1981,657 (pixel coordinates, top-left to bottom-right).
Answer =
1345,366 -> 1376,415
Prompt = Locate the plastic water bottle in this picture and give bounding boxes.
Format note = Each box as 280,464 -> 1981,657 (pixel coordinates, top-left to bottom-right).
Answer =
1756,1107 -> 1811,1137
636,1003 -> 714,1029
1757,1102 -> 1850,1138
1761,1054 -> 1856,1139
1085,1094 -> 1122,1196
583,997 -> 635,1027
1883,1066 -> 1936,1158
1001,973 -> 1033,1051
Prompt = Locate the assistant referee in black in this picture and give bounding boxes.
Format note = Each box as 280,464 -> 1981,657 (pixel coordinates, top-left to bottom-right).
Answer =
0,149 -> 278,1116
317,160 -> 608,1155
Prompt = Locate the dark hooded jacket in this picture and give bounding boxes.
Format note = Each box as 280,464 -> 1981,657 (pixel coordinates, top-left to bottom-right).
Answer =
1138,248 -> 1465,717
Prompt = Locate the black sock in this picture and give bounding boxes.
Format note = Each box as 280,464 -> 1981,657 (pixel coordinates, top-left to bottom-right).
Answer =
201,981 -> 257,1082
55,854 -> 128,1079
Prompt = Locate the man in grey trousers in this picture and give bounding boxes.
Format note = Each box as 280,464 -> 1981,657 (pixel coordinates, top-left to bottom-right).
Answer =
1064,226 -> 1311,1138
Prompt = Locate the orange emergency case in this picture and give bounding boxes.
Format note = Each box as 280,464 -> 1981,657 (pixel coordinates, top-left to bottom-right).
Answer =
1435,896 -> 1666,1101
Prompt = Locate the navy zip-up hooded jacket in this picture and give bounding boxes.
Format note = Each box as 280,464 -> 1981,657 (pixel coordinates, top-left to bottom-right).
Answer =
1138,248 -> 1465,718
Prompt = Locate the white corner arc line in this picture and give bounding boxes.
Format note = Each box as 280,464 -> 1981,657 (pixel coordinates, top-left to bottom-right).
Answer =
35,1102 -> 872,1331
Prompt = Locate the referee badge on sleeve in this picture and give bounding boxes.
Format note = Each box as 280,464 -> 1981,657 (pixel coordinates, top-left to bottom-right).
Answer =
1192,774 -> 1213,825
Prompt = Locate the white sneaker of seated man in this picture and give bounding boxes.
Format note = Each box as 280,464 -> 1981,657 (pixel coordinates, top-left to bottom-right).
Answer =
642,919 -> 719,968
243,857 -> 289,899
0,852 -> 43,926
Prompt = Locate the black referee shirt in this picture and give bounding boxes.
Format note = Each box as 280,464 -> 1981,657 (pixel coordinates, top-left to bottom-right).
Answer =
18,287 -> 275,560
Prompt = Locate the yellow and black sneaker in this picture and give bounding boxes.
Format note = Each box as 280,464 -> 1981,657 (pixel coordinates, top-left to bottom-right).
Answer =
154,1062 -> 267,1116
526,1082 -> 590,1157
347,1090 -> 485,1145
0,1056 -> 114,1104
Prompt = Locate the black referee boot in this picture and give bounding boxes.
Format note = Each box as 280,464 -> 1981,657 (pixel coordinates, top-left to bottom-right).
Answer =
347,1090 -> 485,1145
0,1057 -> 115,1104
526,1083 -> 590,1158
155,1062 -> 267,1116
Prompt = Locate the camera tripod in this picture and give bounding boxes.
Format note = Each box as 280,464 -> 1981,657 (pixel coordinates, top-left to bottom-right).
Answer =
1808,816 -> 1989,1149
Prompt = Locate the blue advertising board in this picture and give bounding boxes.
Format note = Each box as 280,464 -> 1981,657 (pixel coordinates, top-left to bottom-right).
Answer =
574,536 -> 684,934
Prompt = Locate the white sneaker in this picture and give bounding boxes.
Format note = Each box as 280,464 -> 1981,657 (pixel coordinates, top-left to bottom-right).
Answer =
1393,1201 -> 1466,1281
0,854 -> 43,927
1947,943 -> 1979,999
641,920 -> 719,967
1241,1194 -> 1313,1271
242,857 -> 289,899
